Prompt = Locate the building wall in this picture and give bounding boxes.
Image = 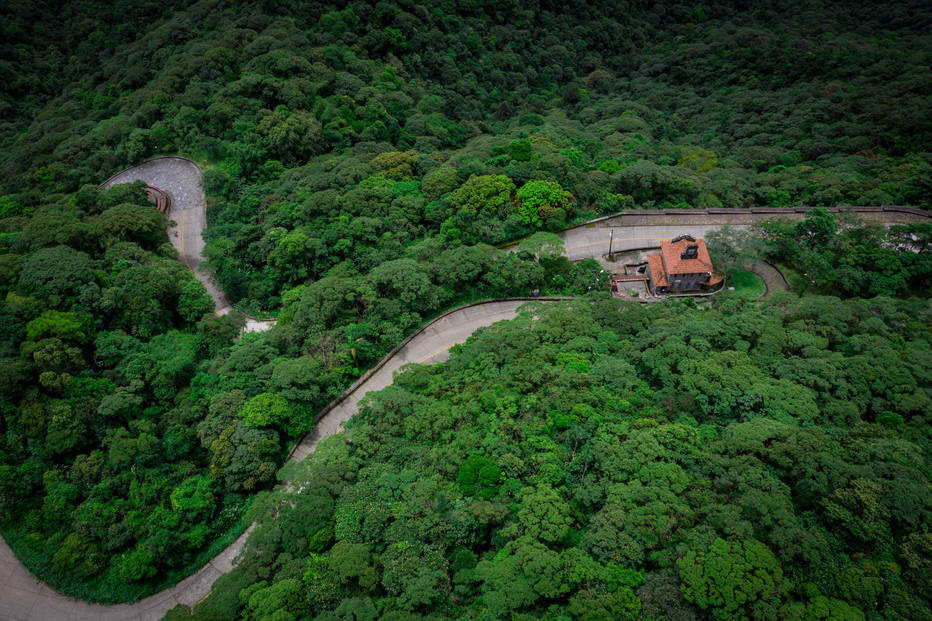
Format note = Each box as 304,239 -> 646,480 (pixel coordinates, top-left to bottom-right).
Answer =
669,273 -> 708,291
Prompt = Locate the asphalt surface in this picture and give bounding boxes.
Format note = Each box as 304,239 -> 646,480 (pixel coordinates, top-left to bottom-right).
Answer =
290,299 -> 530,463
0,158 -> 927,620
558,223 -> 737,261
99,157 -> 235,317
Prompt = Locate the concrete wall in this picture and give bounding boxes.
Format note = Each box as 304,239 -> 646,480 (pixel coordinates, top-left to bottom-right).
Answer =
582,206 -> 928,229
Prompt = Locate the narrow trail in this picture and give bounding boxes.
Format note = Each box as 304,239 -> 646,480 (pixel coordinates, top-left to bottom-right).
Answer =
0,157 -> 927,620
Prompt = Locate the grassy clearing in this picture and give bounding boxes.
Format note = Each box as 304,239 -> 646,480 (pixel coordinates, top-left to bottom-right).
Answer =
729,270 -> 766,297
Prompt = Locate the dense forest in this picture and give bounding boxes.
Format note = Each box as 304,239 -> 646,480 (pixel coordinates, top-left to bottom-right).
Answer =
0,0 -> 930,618
172,296 -> 932,620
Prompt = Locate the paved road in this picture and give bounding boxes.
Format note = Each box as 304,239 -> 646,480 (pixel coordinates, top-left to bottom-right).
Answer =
99,157 -> 235,317
290,299 -> 533,462
0,530 -> 249,621
556,223 -> 736,261
1,157 -> 927,620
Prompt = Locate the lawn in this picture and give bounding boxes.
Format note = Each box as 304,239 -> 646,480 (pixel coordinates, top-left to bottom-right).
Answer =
728,270 -> 766,297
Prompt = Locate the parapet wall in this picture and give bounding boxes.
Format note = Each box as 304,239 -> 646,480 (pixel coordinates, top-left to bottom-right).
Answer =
583,206 -> 928,228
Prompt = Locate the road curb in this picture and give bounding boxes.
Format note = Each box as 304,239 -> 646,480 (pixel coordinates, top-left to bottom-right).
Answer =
286,296 -> 575,460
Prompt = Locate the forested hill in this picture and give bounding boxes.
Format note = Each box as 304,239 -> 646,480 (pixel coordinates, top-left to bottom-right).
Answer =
185,296 -> 932,621
2,0 -> 931,310
0,0 -> 930,618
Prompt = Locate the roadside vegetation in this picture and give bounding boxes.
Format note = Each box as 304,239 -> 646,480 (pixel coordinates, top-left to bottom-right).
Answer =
174,296 -> 932,620
0,0 -> 929,616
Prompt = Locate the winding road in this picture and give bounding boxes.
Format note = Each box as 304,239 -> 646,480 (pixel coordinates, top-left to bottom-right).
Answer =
100,157 -> 234,317
0,158 -> 928,621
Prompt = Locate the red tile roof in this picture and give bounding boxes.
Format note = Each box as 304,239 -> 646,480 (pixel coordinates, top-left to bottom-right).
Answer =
660,238 -> 714,275
646,253 -> 669,287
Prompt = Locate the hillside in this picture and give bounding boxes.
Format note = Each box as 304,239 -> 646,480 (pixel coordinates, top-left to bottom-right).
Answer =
0,0 -> 929,618
180,296 -> 932,620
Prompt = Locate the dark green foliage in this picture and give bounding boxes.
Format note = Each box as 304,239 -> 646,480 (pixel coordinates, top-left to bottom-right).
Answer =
0,196 -> 250,601
712,210 -> 932,297
195,298 -> 931,619
0,0 -> 930,608
1,0 -> 928,311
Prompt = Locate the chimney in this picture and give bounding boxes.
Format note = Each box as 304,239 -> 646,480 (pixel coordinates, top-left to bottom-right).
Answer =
681,244 -> 699,260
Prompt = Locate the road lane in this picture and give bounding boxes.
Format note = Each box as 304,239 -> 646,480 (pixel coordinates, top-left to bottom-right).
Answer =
1,160 -> 927,620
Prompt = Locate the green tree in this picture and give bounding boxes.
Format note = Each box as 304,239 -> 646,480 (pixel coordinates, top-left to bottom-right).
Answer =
515,483 -> 573,543
241,578 -> 305,621
240,392 -> 291,430
447,175 -> 515,217
457,455 -> 502,499
95,203 -> 167,249
170,474 -> 218,523
678,538 -> 786,620
257,105 -> 327,165
177,279 -> 213,323
18,245 -> 95,308
516,180 -> 572,227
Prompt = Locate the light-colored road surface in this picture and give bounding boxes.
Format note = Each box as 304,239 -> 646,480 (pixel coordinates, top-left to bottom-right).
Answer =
0,299 -> 534,621
290,299 -> 531,462
99,157 -> 235,316
1,157 -> 928,621
556,224 -> 735,261
0,529 -> 249,621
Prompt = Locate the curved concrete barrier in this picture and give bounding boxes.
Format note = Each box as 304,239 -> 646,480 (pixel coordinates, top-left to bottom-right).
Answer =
0,158 -> 924,620
100,157 -> 238,320
289,297 -> 573,463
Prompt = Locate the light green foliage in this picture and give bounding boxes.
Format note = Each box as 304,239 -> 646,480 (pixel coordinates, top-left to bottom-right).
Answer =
118,547 -> 158,583
25,310 -> 88,342
371,151 -> 418,181
517,231 -> 565,261
169,475 -> 217,522
447,174 -> 515,217
678,538 -> 786,620
678,146 -> 718,172
177,279 -> 213,323
556,351 -> 590,373
516,483 -> 574,543
516,180 -> 572,226
241,578 -> 304,621
240,392 -> 291,429
728,270 -> 766,297
782,595 -> 866,621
